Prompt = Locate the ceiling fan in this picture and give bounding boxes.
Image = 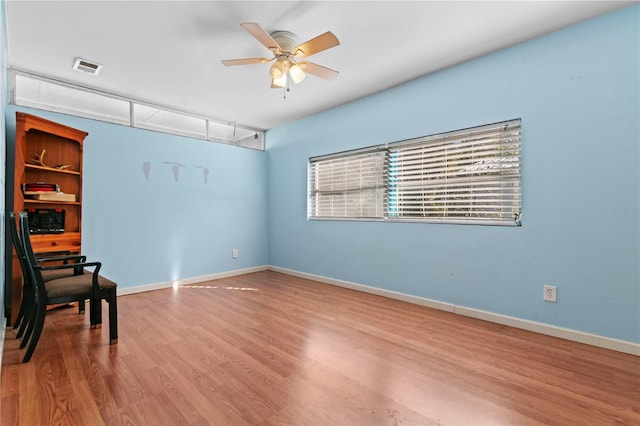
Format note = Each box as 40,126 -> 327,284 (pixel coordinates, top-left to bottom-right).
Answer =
221,23 -> 340,89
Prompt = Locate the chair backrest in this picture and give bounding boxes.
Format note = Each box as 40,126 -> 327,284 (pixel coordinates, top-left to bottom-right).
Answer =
17,212 -> 49,295
18,210 -> 97,296
8,212 -> 29,273
18,212 -> 40,268
8,212 -> 24,262
8,212 -> 41,303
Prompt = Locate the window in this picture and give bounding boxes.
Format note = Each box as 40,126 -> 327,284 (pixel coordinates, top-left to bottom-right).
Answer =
15,74 -> 130,125
134,103 -> 207,139
208,121 -> 264,149
308,119 -> 521,226
308,149 -> 387,219
11,71 -> 265,150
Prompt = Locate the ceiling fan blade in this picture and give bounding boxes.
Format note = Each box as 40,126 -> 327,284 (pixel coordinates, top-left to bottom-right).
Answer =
221,57 -> 271,66
294,31 -> 340,57
240,22 -> 281,52
299,61 -> 339,80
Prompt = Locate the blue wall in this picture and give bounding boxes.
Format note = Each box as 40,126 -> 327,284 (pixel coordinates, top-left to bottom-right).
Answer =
267,5 -> 640,343
5,106 -> 269,289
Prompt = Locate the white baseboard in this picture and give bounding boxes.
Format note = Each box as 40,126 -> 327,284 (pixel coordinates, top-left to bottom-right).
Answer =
269,266 -> 456,313
117,265 -> 269,296
454,306 -> 639,356
269,266 -> 640,356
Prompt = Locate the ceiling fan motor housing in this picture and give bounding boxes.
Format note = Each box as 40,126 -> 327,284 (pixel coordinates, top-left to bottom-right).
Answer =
269,31 -> 303,84
270,31 -> 300,55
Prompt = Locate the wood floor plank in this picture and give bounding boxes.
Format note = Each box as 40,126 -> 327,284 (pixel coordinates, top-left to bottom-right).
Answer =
3,270 -> 639,425
144,367 -> 211,425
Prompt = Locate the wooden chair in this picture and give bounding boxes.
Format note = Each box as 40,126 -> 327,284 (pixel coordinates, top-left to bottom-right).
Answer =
10,211 -> 118,363
12,252 -> 88,337
10,212 -> 89,341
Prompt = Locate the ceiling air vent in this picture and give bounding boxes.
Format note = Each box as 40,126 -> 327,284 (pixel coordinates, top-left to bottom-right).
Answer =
73,58 -> 103,75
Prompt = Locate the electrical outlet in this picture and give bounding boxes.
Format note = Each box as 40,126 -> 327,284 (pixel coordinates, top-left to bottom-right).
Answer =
543,285 -> 557,303
232,249 -> 238,259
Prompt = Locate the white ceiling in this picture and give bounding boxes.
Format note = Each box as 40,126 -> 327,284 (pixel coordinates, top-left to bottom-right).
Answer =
5,1 -> 635,131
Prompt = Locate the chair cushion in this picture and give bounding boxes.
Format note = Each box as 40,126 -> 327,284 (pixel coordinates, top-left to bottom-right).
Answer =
41,268 -> 83,282
45,274 -> 117,299
96,275 -> 117,289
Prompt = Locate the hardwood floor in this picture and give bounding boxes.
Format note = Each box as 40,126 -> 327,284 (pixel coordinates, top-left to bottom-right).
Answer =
2,270 -> 639,425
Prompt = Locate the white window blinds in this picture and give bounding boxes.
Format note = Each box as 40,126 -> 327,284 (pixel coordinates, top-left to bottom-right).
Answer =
308,149 -> 387,219
307,119 -> 521,226
388,120 -> 521,225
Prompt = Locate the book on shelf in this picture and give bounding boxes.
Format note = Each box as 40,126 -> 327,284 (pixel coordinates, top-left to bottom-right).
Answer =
23,191 -> 76,202
23,182 -> 59,192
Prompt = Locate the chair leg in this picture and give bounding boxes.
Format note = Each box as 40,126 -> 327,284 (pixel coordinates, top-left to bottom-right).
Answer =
14,283 -> 33,331
16,288 -> 34,338
16,305 -> 31,340
22,304 -> 46,363
19,307 -> 37,348
13,302 -> 24,330
78,299 -> 85,314
108,291 -> 118,344
90,297 -> 102,329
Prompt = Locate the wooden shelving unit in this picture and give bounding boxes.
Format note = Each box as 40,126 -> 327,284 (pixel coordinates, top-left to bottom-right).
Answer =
7,112 -> 88,324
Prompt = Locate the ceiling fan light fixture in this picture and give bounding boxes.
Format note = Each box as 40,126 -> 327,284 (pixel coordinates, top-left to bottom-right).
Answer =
272,74 -> 287,88
289,63 -> 306,84
270,60 -> 286,79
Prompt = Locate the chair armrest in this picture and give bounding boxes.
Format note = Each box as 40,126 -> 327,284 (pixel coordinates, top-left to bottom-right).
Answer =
37,261 -> 103,292
37,261 -> 100,272
36,250 -> 71,258
37,254 -> 87,264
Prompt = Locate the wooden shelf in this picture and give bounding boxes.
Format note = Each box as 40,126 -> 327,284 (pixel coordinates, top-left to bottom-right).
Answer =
25,163 -> 81,175
23,199 -> 81,206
